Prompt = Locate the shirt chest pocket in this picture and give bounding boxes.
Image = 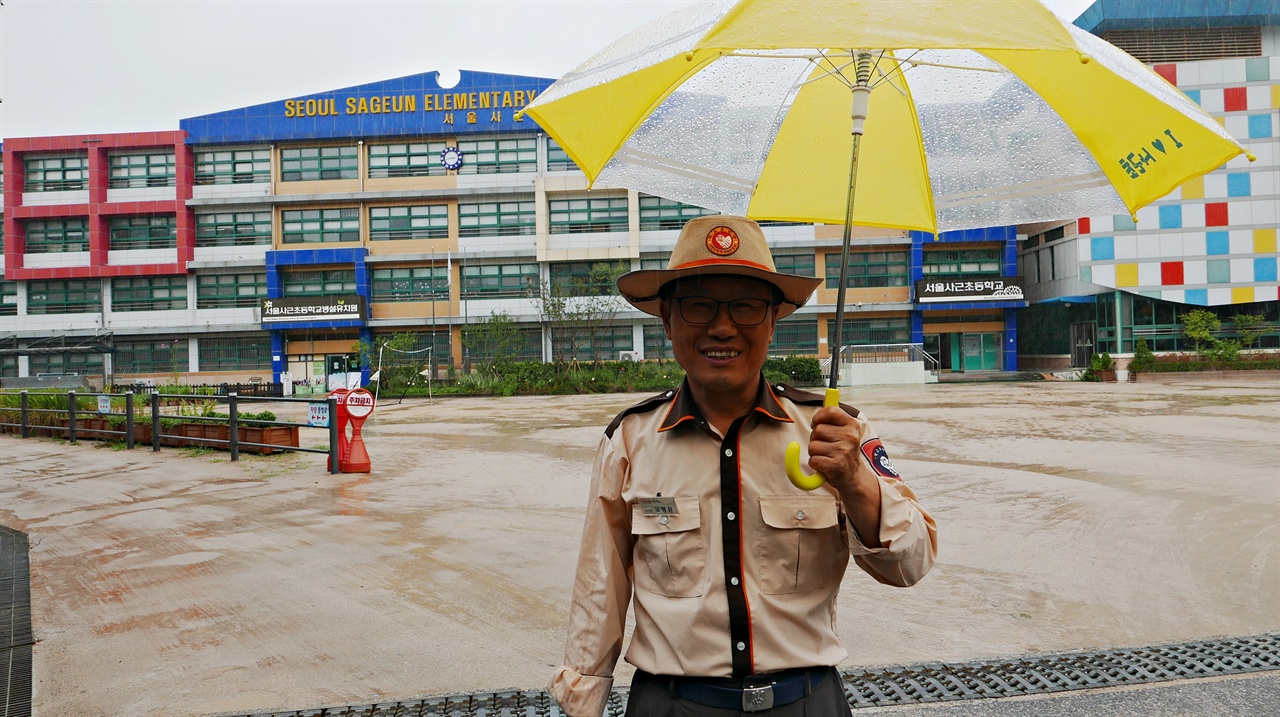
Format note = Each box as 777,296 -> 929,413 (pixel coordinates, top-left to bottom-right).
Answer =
631,496 -> 704,598
756,495 -> 846,594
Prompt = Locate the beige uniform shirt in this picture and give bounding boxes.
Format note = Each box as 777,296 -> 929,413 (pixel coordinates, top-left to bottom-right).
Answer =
549,379 -> 937,717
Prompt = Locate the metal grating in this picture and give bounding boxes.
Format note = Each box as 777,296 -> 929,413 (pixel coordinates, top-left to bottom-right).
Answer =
1,524 -> 34,717
224,633 -> 1280,717
1102,26 -> 1262,63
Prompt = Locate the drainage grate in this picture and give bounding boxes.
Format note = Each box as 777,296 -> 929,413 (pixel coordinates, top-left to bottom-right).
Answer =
225,633 -> 1280,717
1,524 -> 34,717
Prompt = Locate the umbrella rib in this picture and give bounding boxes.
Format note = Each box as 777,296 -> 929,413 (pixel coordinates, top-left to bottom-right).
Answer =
936,172 -> 1112,209
615,148 -> 758,193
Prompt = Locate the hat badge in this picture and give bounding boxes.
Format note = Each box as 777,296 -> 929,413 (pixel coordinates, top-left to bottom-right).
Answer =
706,226 -> 739,257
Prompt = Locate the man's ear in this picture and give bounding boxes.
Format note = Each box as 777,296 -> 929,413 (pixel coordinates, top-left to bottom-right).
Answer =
659,300 -> 673,340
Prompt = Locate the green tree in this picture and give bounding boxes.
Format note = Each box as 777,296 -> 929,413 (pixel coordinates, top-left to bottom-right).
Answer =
1231,312 -> 1268,349
356,333 -> 421,395
1180,308 -> 1220,355
541,261 -> 630,364
1129,338 -> 1155,374
463,311 -> 524,377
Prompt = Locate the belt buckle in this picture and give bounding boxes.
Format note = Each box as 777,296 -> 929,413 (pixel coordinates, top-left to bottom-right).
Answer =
742,684 -> 774,712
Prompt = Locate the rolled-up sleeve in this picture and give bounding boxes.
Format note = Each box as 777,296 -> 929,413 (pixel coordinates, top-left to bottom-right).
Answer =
548,434 -> 634,717
850,476 -> 937,587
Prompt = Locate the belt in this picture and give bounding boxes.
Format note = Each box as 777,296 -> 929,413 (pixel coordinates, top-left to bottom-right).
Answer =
642,666 -> 830,713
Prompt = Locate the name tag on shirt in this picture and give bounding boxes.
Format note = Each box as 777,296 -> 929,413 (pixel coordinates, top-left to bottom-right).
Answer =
638,496 -> 678,516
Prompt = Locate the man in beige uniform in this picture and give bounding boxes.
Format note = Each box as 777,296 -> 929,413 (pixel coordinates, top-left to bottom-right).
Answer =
549,216 -> 937,717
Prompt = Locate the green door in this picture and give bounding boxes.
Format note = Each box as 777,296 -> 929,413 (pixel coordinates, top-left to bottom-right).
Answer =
961,333 -> 1000,371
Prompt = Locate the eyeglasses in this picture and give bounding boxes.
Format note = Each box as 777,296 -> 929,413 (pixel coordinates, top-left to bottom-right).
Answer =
671,296 -> 775,326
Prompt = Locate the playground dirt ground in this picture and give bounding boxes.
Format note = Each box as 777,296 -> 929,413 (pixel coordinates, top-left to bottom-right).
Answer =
1,374 -> 1277,716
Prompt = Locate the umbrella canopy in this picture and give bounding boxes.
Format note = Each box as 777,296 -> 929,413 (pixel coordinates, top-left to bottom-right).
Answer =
523,0 -> 1250,234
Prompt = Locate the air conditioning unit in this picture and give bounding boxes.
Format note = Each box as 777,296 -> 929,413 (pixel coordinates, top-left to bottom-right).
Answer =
618,351 -> 640,362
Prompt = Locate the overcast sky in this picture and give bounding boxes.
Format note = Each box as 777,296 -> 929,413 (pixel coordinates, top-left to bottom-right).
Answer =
0,0 -> 1095,139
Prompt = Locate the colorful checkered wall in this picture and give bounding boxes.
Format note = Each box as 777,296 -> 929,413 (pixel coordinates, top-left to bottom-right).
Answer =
1077,55 -> 1279,306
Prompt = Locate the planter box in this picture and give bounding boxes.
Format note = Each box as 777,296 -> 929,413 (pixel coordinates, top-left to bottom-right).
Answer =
238,425 -> 299,455
1098,369 -> 1118,382
162,422 -> 230,447
77,417 -> 116,441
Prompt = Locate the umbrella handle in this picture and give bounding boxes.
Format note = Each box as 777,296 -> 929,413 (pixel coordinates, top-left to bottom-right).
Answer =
785,388 -> 841,491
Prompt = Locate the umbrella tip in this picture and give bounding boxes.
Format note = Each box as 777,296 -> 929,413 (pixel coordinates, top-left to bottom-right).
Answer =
1079,52 -> 1090,64
685,51 -> 696,61
1246,151 -> 1256,162
514,110 -> 524,120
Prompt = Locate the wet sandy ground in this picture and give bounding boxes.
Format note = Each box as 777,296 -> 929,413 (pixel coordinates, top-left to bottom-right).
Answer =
1,374 -> 1277,716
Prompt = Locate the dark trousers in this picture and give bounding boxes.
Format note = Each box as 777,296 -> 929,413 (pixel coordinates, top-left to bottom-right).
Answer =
625,668 -> 853,717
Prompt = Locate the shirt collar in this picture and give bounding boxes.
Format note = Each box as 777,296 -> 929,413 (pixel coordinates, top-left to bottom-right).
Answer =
658,376 -> 795,433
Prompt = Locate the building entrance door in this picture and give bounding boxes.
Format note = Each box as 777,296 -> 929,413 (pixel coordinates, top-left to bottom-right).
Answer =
959,333 -> 1000,372
1070,323 -> 1096,368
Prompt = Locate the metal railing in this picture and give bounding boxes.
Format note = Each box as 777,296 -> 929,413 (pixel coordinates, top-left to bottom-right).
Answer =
0,390 -> 339,473
836,342 -> 940,371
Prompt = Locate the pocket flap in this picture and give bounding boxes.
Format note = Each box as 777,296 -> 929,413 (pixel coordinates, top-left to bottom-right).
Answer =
759,494 -> 840,530
631,496 -> 701,535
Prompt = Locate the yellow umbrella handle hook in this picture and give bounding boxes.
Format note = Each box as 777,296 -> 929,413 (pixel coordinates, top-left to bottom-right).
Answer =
785,387 -> 841,490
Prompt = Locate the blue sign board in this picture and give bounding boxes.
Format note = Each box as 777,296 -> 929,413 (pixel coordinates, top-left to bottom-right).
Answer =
181,70 -> 554,145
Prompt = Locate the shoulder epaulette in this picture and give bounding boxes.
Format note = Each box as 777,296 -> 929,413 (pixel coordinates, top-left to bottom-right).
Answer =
773,383 -> 860,419
605,389 -> 678,438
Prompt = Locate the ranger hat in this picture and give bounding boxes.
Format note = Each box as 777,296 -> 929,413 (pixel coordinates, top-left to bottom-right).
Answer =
616,215 -> 823,319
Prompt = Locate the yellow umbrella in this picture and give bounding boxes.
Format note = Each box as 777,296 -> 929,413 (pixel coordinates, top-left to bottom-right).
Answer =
523,0 -> 1251,488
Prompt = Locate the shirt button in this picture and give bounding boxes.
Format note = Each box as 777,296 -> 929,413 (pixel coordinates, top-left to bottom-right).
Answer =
795,510 -> 806,520
731,577 -> 739,586
724,448 -> 733,457
736,642 -> 746,651
660,516 -> 669,525
727,511 -> 736,521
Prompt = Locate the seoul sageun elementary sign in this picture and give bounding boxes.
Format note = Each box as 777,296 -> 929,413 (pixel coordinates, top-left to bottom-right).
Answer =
181,70 -> 554,144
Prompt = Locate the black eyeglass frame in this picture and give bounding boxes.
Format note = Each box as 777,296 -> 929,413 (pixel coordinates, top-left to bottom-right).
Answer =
669,296 -> 777,326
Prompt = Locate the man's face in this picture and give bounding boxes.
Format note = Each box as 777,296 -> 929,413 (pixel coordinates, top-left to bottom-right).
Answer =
660,275 -> 778,399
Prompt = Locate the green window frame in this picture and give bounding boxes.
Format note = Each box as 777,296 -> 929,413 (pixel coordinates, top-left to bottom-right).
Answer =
26,280 -> 101,314
546,139 -> 579,172
824,250 -> 909,288
113,338 -> 188,374
922,248 -> 1002,279
24,155 -> 88,191
369,205 -> 449,241
462,324 -> 543,364
280,146 -> 358,181
195,211 -> 272,247
282,269 -> 357,297
642,323 -> 673,360
770,318 -> 819,355
638,194 -> 715,231
198,336 -> 272,371
0,281 -> 17,317
371,266 -> 449,302
196,272 -> 267,309
548,196 -> 629,234
194,148 -> 271,185
456,136 -> 536,174
826,317 -> 912,347
108,152 -> 176,188
0,354 -> 15,378
24,218 -> 89,253
109,215 -> 177,250
367,142 -> 447,178
110,276 -> 188,312
28,350 -> 103,376
549,261 -> 629,297
774,252 -> 816,277
461,263 -> 538,299
281,208 -> 359,244
551,324 -> 634,363
458,201 -> 535,237
374,331 -> 454,370
639,255 -> 671,271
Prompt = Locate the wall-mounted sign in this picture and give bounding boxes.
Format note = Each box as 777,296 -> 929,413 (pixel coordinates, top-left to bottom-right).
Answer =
441,146 -> 464,170
916,278 -> 1026,303
261,295 -> 367,324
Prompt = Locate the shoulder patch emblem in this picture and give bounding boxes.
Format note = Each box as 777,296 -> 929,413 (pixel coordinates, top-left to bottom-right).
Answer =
860,438 -> 900,479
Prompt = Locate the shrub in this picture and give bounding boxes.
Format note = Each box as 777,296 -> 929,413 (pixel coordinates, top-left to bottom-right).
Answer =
763,356 -> 823,385
1129,339 -> 1155,374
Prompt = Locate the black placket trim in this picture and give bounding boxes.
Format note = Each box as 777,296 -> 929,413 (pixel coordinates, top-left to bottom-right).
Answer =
720,414 -> 753,677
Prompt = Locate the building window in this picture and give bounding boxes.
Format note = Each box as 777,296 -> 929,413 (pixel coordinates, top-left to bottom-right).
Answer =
196,272 -> 267,308
24,218 -> 89,253
548,196 -> 629,234
922,249 -> 1001,279
28,350 -> 103,376
823,250 -> 909,288
24,155 -> 88,191
770,318 -> 819,355
774,252 -> 816,277
461,263 -> 538,298
281,208 -> 359,244
108,152 -> 176,188
638,194 -> 715,231
373,330 -> 454,370
640,254 -> 671,271
0,354 -> 15,378
114,338 -> 188,374
549,261 -> 629,297
195,211 -> 273,247
642,323 -> 673,360
199,336 -> 272,371
0,281 -> 17,317
546,139 -> 579,172
456,136 -> 536,174
282,269 -> 357,296
462,324 -> 543,364
369,205 -> 449,241
111,276 -> 188,312
551,324 -> 633,362
826,317 -> 911,346
280,146 -> 358,181
109,215 -> 177,250
194,148 -> 271,185
371,266 -> 449,302
458,201 -> 535,237
367,142 -> 447,178
27,280 -> 101,314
